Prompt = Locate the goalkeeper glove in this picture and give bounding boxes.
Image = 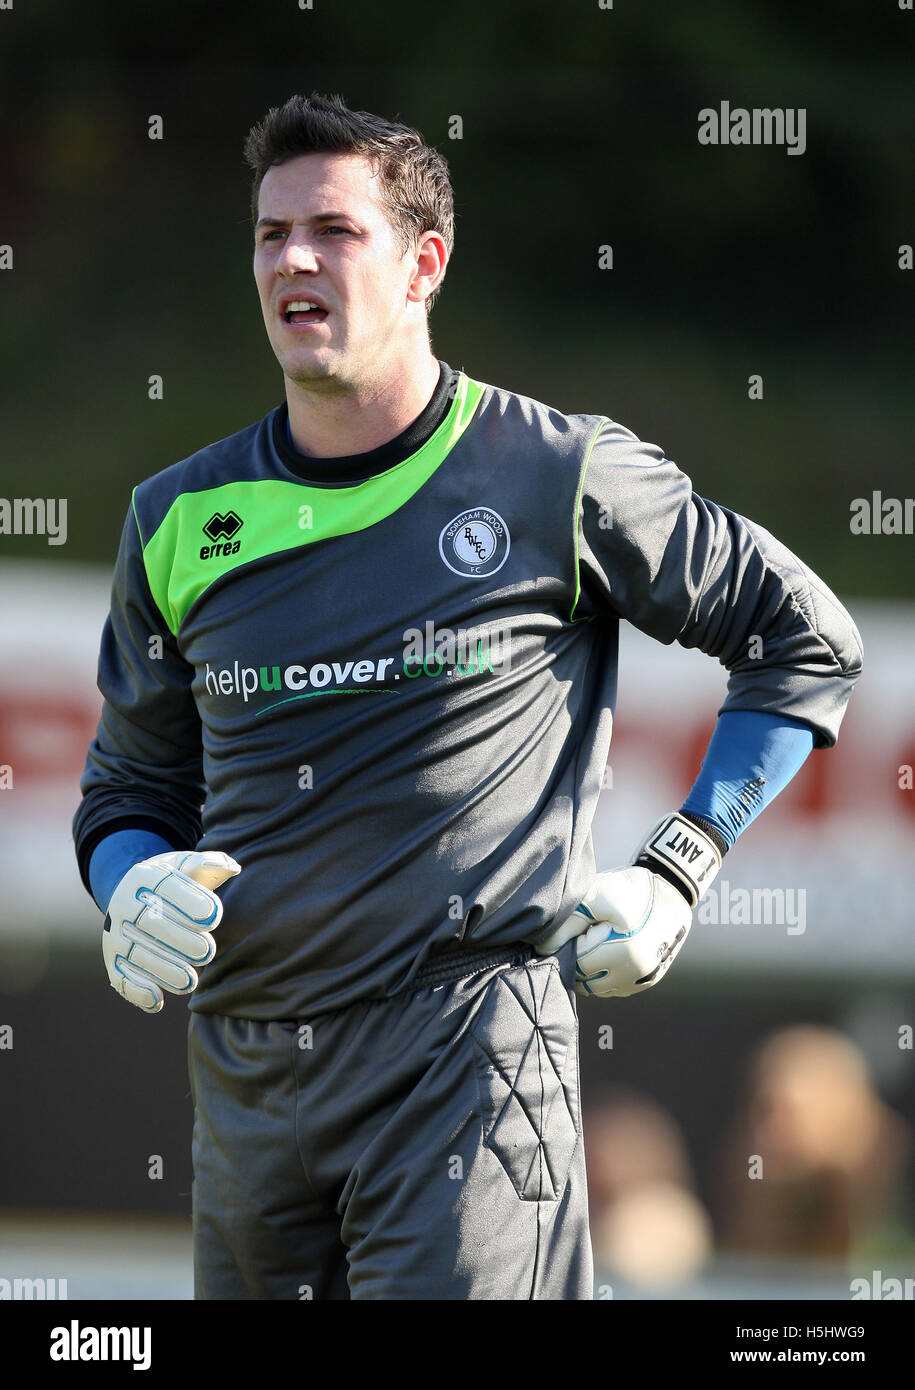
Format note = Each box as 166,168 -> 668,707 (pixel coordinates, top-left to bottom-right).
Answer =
536,813 -> 722,997
102,850 -> 241,1015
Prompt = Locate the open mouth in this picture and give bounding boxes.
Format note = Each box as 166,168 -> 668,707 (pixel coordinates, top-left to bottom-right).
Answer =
283,300 -> 329,326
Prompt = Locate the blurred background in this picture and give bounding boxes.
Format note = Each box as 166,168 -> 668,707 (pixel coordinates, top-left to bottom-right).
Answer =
1,0 -> 912,1300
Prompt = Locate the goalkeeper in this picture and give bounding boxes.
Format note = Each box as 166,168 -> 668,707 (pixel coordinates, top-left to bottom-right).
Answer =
73,92 -> 862,1301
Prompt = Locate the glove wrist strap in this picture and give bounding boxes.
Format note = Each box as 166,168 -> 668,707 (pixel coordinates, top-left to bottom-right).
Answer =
633,812 -> 722,909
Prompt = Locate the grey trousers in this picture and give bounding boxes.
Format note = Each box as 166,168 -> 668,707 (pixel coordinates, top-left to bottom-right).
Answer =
188,942 -> 593,1300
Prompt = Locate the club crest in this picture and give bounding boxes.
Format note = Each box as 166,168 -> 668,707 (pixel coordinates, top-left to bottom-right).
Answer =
438,507 -> 510,578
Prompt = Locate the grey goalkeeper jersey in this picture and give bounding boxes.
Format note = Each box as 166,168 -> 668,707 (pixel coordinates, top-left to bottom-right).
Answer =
73,366 -> 862,1018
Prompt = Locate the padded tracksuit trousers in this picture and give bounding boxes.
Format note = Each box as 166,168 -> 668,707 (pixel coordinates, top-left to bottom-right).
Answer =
188,940 -> 593,1300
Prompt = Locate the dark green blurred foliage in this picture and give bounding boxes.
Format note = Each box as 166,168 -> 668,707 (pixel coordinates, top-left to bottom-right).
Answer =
1,0 -> 911,593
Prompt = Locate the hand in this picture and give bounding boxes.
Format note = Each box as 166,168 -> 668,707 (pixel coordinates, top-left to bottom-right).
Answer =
547,866 -> 691,997
102,850 -> 241,1014
536,813 -> 722,998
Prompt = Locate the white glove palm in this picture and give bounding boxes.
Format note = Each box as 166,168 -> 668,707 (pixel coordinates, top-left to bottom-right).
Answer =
537,813 -> 722,998
103,850 -> 241,1015
559,867 -> 691,997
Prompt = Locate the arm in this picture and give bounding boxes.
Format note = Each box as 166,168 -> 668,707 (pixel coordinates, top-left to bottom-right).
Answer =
546,419 -> 863,995
680,709 -> 816,852
573,419 -> 863,745
88,827 -> 177,912
73,499 -> 240,1012
72,498 -> 207,894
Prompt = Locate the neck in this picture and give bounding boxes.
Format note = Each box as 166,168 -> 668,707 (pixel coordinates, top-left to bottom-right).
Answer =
284,348 -> 441,458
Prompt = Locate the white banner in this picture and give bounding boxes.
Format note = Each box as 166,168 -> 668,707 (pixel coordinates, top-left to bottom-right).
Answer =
0,563 -> 910,978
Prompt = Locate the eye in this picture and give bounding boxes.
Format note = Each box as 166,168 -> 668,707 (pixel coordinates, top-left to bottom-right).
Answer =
322,226 -> 348,235
263,229 -> 286,240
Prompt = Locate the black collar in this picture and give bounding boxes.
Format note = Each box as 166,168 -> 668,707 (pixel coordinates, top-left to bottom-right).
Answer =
272,360 -> 460,487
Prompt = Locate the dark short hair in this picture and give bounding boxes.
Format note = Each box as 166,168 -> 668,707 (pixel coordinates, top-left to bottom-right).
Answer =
244,92 -> 454,312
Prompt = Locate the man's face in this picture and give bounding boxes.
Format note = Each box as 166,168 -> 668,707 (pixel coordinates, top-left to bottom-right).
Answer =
253,152 -> 421,388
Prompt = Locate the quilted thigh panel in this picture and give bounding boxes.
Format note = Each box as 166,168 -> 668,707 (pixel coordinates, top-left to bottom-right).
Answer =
470,956 -> 580,1201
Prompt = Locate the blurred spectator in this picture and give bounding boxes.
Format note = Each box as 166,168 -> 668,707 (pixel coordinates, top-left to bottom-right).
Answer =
585,1091 -> 713,1288
716,1025 -> 913,1259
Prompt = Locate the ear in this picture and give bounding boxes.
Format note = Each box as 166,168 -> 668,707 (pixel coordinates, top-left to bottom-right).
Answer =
407,230 -> 448,306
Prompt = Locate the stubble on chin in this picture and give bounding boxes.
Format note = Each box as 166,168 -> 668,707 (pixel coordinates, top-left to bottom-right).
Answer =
283,356 -> 332,386
274,338 -> 340,388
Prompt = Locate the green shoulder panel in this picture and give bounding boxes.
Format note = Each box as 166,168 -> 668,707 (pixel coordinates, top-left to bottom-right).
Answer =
569,416 -> 610,623
141,373 -> 486,635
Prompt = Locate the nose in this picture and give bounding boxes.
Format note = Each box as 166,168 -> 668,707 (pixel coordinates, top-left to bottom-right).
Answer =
277,232 -> 319,275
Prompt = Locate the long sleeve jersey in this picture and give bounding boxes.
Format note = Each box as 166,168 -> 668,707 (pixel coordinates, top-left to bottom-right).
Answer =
73,363 -> 863,1018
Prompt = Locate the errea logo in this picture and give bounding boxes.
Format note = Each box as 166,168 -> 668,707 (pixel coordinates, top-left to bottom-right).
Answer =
201,511 -> 243,560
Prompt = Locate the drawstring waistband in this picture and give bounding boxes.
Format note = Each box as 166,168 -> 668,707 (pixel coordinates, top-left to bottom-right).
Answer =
401,942 -> 535,993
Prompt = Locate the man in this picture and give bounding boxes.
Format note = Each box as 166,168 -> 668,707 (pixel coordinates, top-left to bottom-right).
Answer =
73,92 -> 862,1301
